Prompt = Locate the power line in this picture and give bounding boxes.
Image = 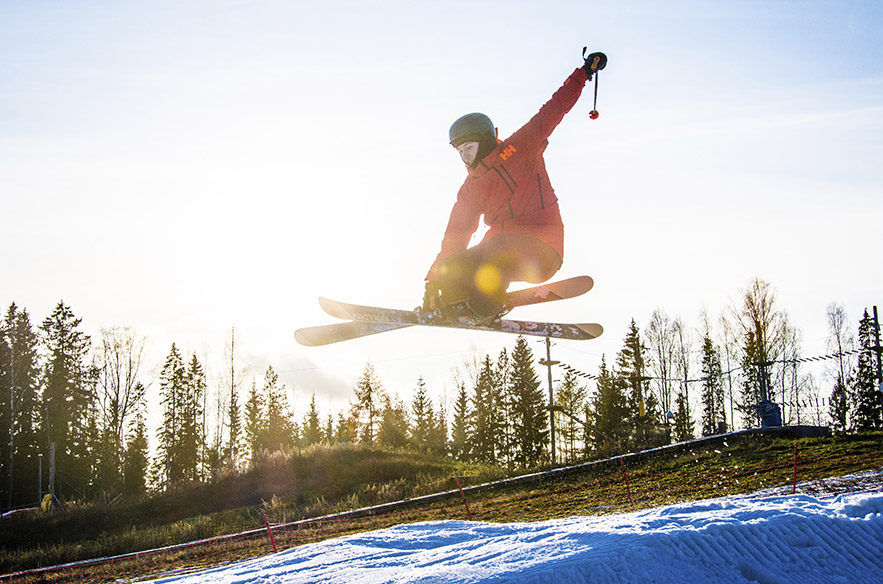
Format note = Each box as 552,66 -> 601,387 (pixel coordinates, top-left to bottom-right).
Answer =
555,348 -> 876,385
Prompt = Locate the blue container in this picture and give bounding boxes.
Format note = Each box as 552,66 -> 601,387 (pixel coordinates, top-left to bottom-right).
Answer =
758,399 -> 782,427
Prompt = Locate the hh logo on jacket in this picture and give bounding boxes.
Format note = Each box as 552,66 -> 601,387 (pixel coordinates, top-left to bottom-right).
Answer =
499,145 -> 517,161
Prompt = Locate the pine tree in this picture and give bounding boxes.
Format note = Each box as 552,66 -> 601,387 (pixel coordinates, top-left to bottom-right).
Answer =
430,399 -> 448,454
470,355 -> 501,464
616,320 -> 647,412
699,333 -> 725,436
222,327 -> 245,469
450,382 -> 471,461
302,394 -> 323,446
181,354 -> 206,482
157,343 -> 187,487
243,379 -> 265,461
40,301 -> 96,500
615,320 -> 661,449
672,388 -> 694,442
739,331 -> 763,427
262,365 -> 295,452
377,393 -> 409,449
95,419 -> 121,495
554,370 -> 587,463
852,309 -> 882,430
829,377 -> 849,433
334,410 -> 358,445
591,356 -> 629,455
323,413 -> 334,445
80,402 -> 102,496
1,303 -> 41,508
507,336 -> 547,468
409,377 -> 434,451
122,410 -> 149,498
352,363 -> 384,445
494,349 -> 514,467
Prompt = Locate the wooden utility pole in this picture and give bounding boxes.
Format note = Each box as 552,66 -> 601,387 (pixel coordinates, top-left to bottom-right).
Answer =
538,337 -> 559,465
873,307 -> 882,418
48,442 -> 55,498
873,307 -> 882,384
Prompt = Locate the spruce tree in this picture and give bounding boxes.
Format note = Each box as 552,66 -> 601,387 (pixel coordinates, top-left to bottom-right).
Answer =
40,301 -> 96,500
222,327 -> 245,468
323,413 -> 334,445
0,313 -> 9,506
95,418 -> 122,495
699,334 -> 725,436
334,410 -> 358,445
243,379 -> 265,461
616,320 -> 648,413
181,354 -> 206,481
591,356 -> 629,455
352,363 -> 384,445
739,331 -> 763,427
262,365 -> 295,452
122,410 -> 149,498
852,309 -> 882,430
1,304 -> 41,508
494,349 -> 514,467
430,400 -> 448,454
470,355 -> 500,464
450,382 -> 471,461
672,388 -> 694,442
829,377 -> 849,433
615,320 -> 661,449
157,344 -> 186,486
377,393 -> 409,448
507,336 -> 547,468
554,370 -> 587,463
409,377 -> 434,451
302,394 -> 323,446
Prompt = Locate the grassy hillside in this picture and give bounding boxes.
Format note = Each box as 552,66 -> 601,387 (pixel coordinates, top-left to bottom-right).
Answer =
2,430 -> 882,582
0,445 -> 501,573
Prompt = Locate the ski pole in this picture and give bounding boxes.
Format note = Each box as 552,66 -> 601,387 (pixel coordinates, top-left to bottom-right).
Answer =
582,48 -> 607,119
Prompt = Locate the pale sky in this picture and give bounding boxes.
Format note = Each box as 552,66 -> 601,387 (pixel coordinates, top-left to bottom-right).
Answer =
2,1 -> 882,426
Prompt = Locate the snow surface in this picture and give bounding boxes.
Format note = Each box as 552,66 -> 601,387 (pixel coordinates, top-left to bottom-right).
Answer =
149,488 -> 883,584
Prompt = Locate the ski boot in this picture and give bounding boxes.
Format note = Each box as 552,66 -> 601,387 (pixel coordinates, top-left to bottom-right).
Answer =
419,283 -> 505,326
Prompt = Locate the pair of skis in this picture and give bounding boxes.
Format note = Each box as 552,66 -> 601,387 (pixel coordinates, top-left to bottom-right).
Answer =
294,276 -> 603,346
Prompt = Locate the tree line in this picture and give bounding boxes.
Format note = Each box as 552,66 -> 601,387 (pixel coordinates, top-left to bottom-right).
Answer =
1,277 -> 881,509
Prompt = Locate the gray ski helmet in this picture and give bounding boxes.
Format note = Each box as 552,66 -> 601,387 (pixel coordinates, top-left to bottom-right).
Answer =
449,113 -> 495,147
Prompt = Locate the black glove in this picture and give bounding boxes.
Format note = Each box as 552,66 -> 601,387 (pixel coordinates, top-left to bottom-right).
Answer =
422,281 -> 441,312
582,49 -> 608,78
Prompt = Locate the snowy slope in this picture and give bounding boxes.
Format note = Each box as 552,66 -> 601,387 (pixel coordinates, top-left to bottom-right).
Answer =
150,489 -> 883,584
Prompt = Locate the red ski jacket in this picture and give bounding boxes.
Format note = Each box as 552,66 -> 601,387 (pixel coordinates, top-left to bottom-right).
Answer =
427,67 -> 589,281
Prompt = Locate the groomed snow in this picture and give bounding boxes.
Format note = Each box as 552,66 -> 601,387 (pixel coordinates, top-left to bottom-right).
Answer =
150,487 -> 883,584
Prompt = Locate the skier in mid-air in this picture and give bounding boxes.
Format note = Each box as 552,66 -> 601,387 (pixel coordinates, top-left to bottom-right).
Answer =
422,49 -> 606,323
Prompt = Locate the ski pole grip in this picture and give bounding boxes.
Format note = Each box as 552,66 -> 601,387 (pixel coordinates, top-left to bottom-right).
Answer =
581,48 -> 608,72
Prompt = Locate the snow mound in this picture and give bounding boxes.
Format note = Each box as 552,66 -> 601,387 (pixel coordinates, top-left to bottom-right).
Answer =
150,491 -> 883,584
